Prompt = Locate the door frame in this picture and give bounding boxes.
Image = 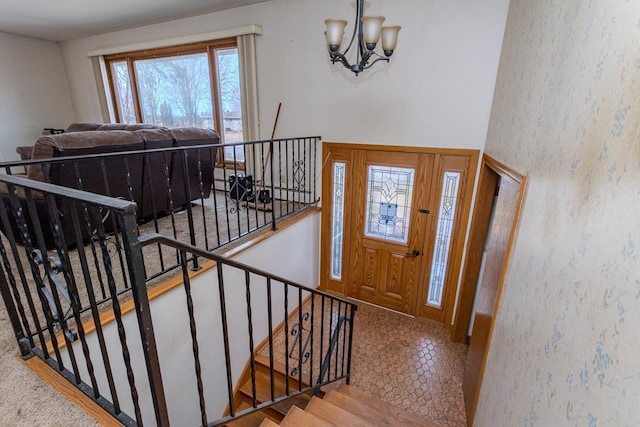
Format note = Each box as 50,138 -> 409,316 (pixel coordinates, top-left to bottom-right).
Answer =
320,142 -> 479,324
454,154 -> 527,425
452,154 -> 526,341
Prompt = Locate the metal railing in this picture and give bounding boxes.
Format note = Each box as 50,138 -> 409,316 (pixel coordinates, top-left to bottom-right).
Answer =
0,170 -> 357,426
0,136 -> 319,285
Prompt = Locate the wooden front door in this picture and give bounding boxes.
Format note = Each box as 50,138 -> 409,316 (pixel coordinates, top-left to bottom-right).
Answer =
320,143 -> 478,323
348,150 -> 434,315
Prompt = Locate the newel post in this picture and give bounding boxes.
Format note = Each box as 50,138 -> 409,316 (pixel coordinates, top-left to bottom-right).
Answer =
119,210 -> 170,426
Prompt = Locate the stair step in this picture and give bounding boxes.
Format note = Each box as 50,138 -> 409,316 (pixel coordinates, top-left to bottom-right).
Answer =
223,402 -> 280,427
240,369 -> 311,416
258,419 -> 280,427
323,385 -> 437,427
280,406 -> 332,427
306,396 -> 373,427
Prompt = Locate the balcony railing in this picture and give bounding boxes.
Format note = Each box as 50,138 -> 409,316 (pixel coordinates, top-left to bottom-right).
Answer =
0,137 -> 319,283
0,136 -> 359,425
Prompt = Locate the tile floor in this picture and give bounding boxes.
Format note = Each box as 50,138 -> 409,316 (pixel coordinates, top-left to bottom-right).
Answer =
259,296 -> 469,426
349,300 -> 468,427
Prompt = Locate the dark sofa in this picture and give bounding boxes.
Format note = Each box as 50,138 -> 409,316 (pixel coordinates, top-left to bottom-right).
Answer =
1,126 -> 220,248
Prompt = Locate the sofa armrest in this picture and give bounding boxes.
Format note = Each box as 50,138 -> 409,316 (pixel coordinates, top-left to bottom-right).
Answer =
16,145 -> 33,161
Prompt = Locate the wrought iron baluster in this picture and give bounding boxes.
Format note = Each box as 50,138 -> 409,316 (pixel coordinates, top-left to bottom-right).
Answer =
309,293 -> 315,388
283,282 -> 290,396
334,300 -> 341,380
196,149 -> 210,251
179,249 -> 207,426
313,138 -> 318,203
346,304 -> 357,385
266,277 -> 275,401
46,195 -> 101,393
0,256 -> 30,357
68,205 -> 122,413
297,289 -> 303,391
245,271 -> 257,408
13,187 -> 65,368
269,140 -> 276,231
210,147 -> 222,250
341,301 -> 348,377
0,233 -> 34,352
286,139 -> 290,216
216,263 -> 235,417
180,150 -> 199,270
0,196 -> 47,354
92,209 -> 144,425
278,139 -> 283,222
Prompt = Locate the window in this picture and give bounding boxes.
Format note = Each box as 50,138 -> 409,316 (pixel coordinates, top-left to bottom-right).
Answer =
427,171 -> 461,308
330,162 -> 346,280
104,39 -> 245,162
364,165 -> 415,244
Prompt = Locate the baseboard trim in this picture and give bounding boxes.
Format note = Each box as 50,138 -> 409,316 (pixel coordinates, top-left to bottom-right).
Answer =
21,356 -> 122,426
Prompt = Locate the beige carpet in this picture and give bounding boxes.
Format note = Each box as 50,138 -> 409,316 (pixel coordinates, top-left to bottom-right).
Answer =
0,300 -> 98,426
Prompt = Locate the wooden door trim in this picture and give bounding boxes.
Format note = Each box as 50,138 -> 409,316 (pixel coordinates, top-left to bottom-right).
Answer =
415,153 -> 479,325
320,142 -> 480,324
324,142 -> 478,157
320,146 -> 354,295
456,154 -> 527,425
452,154 -> 526,341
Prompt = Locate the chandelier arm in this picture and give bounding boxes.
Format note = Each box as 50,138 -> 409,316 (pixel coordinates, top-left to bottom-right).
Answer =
329,51 -> 355,70
361,56 -> 391,70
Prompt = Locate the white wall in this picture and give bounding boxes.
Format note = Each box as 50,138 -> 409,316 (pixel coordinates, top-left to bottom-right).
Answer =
474,0 -> 640,425
0,32 -> 74,161
61,212 -> 320,425
60,0 -> 510,150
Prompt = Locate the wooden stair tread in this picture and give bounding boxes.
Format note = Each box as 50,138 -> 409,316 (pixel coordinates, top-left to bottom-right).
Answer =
223,402 -> 280,427
306,396 -> 373,427
254,354 -> 315,389
240,369 -> 311,416
254,354 -> 289,379
280,406 -> 332,427
323,385 -> 437,427
258,419 -> 280,427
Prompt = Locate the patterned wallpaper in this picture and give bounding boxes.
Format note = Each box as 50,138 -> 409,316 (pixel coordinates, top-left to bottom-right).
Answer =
475,0 -> 640,426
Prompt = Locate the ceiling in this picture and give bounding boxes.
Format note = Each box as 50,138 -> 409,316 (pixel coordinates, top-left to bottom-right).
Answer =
0,0 -> 272,42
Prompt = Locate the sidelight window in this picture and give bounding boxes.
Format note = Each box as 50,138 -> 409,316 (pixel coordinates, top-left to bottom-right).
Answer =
330,162 -> 347,280
427,171 -> 461,307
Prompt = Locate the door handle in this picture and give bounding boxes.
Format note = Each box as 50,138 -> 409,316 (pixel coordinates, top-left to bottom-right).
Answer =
405,249 -> 420,257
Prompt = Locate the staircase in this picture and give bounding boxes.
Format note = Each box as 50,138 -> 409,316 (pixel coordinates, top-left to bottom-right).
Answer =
225,354 -> 438,427
259,384 -> 437,427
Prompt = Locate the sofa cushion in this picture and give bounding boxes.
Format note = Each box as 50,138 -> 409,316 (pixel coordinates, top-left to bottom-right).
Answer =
125,124 -> 163,131
65,122 -> 102,132
169,127 -> 220,146
136,128 -> 174,146
96,123 -> 127,131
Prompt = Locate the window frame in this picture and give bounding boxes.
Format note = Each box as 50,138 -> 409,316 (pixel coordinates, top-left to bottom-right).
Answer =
103,37 -> 242,167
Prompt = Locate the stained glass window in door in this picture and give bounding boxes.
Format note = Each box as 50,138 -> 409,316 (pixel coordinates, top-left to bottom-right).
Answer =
427,171 -> 461,307
364,165 -> 415,243
330,162 -> 346,279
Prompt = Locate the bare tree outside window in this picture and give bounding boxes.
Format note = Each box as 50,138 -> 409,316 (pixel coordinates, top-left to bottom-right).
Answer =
135,61 -> 163,124
106,40 -> 246,164
217,49 -> 244,161
111,61 -> 136,123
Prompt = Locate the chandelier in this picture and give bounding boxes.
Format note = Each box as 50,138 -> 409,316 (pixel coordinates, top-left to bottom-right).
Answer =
324,0 -> 401,76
